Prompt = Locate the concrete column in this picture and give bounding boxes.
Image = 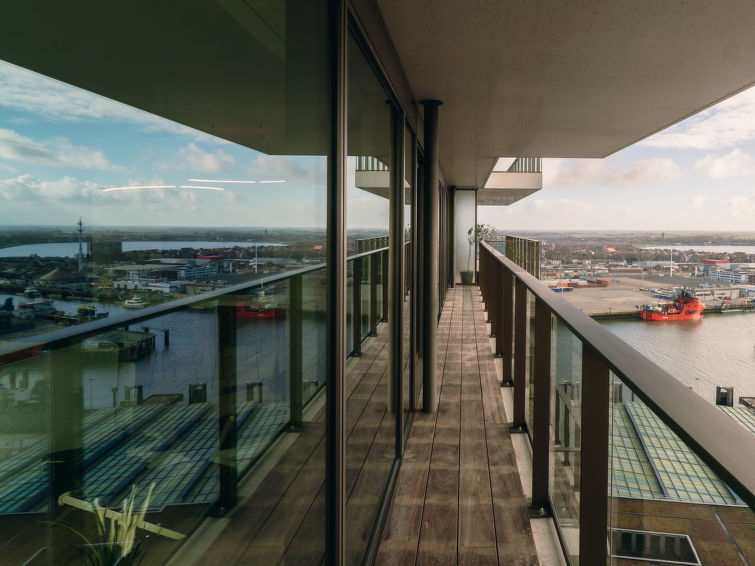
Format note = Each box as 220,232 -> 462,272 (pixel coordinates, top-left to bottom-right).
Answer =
420,99 -> 441,412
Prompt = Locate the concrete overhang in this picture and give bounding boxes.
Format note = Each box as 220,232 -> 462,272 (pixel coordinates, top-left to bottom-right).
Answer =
2,1 -> 755,195
377,0 -> 755,188
478,171 -> 543,206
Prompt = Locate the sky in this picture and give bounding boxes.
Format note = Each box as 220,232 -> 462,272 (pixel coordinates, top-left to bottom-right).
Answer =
479,88 -> 755,232
0,58 -> 751,232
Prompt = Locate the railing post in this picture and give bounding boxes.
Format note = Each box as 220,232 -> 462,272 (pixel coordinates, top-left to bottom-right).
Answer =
501,264 -> 513,385
289,275 -> 303,430
48,343 -> 84,564
369,253 -> 378,335
494,258 -> 503,358
531,297 -> 551,512
512,278 -> 527,430
578,347 -> 610,565
381,249 -> 389,321
352,257 -> 362,356
217,303 -> 238,511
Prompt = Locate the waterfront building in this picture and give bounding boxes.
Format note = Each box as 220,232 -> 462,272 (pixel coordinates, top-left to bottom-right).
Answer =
0,3 -> 754,566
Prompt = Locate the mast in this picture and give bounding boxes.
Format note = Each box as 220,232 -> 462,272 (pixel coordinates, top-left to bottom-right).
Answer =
670,248 -> 673,278
77,218 -> 84,274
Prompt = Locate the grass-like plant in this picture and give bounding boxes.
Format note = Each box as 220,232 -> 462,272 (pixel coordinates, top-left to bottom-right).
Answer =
52,483 -> 155,566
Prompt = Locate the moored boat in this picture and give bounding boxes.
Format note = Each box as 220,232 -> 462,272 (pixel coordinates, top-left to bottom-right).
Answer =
123,296 -> 147,309
640,289 -> 704,321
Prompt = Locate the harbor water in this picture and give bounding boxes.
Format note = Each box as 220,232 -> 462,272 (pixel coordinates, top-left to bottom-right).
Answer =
600,313 -> 755,403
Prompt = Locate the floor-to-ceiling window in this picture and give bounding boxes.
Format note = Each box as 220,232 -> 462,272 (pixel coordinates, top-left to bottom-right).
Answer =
0,2 -> 331,564
345,29 -> 397,564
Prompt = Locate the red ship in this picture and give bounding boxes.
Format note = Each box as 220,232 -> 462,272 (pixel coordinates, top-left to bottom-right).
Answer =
236,303 -> 285,319
235,288 -> 286,319
640,289 -> 704,321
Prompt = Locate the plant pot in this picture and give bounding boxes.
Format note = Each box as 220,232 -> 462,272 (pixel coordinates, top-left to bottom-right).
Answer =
460,271 -> 474,285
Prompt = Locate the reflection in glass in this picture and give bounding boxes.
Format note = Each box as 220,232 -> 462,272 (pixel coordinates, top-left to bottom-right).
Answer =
0,1 -> 330,562
345,31 -> 395,564
549,320 -> 582,564
525,290 -> 536,434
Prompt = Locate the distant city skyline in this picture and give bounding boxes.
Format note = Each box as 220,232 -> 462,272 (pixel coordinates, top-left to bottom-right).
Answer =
0,59 -> 753,232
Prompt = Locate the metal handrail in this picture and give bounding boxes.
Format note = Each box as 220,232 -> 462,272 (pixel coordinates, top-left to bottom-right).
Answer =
0,246 -> 389,364
480,241 -> 755,508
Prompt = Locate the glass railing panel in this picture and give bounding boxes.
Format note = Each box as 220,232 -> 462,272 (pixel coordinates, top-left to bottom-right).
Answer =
301,269 -> 327,406
607,372 -> 755,566
549,319 -> 583,564
525,289 -> 536,434
347,260 -> 354,355
360,258 -> 370,343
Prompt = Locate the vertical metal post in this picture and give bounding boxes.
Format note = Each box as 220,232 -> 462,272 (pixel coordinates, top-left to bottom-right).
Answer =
494,258 -> 503,357
390,105 -> 405,447
382,250 -> 389,321
579,347 -> 610,566
48,343 -> 84,564
289,275 -> 303,430
513,279 -> 527,429
353,257 -> 362,356
217,304 -> 238,510
501,264 -> 514,385
370,253 -> 378,336
420,99 -> 442,412
326,0 -> 347,561
531,298 -> 552,510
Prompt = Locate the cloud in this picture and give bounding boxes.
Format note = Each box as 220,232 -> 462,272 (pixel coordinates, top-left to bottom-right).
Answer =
0,128 -> 121,170
0,60 -> 227,144
0,174 -> 101,203
544,157 -> 681,188
543,158 -> 605,187
726,195 -> 755,217
691,194 -> 707,207
693,148 -> 754,178
172,143 -> 234,173
603,158 -> 682,186
250,154 -> 326,184
642,86 -> 755,150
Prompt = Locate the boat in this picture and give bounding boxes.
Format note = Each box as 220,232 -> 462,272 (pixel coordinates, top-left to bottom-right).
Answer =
77,304 -> 109,321
123,296 -> 147,309
640,289 -> 704,321
23,287 -> 41,298
235,288 -> 285,319
236,301 -> 286,319
13,299 -> 59,320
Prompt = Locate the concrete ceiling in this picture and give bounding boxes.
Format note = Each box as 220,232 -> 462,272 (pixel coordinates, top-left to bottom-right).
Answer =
377,0 -> 755,188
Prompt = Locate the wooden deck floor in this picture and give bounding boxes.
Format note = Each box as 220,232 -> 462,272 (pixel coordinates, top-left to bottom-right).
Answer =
376,285 -> 539,566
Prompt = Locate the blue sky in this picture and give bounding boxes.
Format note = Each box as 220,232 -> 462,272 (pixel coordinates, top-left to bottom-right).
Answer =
480,88 -> 755,231
0,59 -> 751,231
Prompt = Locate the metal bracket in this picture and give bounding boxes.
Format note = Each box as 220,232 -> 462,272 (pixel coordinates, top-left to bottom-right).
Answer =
509,424 -> 526,434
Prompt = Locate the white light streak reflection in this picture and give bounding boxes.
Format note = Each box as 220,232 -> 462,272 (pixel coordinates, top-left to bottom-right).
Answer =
101,185 -> 176,192
186,179 -> 256,184
102,185 -> 224,193
260,180 -> 286,184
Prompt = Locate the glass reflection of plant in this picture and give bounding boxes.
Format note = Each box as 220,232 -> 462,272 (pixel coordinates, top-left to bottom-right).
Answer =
51,483 -> 185,566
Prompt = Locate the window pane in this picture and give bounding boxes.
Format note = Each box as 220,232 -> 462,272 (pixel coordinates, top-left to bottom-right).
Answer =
0,2 -> 328,564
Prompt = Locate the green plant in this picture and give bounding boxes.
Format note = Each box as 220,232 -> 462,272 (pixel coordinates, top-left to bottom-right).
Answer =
52,484 -> 157,566
466,224 -> 498,271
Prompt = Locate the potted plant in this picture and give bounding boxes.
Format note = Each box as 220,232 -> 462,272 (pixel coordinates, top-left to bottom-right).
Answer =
461,224 -> 498,284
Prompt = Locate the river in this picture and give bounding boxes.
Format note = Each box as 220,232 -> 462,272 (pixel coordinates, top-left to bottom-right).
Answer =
0,241 -> 284,258
600,313 -> 755,403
